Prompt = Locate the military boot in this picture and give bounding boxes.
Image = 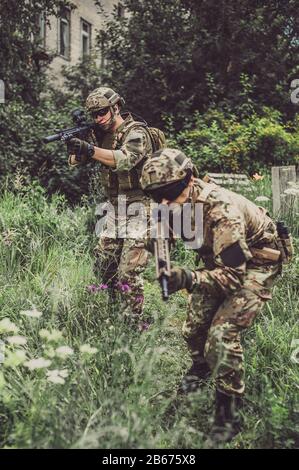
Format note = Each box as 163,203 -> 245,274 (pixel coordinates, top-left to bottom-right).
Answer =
209,389 -> 242,445
177,361 -> 211,395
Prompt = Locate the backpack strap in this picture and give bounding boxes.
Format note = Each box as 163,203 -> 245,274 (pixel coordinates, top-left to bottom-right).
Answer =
116,121 -> 147,143
196,183 -> 218,203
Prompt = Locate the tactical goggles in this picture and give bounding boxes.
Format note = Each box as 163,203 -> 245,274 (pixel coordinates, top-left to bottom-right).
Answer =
91,107 -> 110,119
144,169 -> 192,203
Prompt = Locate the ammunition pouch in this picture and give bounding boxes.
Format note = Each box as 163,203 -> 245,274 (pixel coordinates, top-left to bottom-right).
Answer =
250,236 -> 294,266
98,154 -> 145,199
276,234 -> 294,264
250,246 -> 281,265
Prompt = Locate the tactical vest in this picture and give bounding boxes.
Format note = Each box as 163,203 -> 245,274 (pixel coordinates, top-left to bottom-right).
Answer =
93,117 -> 153,201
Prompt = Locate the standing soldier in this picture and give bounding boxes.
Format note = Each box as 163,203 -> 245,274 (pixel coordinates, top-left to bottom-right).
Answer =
67,87 -> 158,322
140,148 -> 288,443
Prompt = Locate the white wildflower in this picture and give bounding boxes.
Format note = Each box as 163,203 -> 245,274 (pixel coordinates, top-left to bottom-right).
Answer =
55,346 -> 74,358
7,335 -> 27,346
47,374 -> 65,384
59,369 -> 69,378
43,346 -> 56,358
20,307 -> 42,319
39,329 -> 63,342
46,369 -> 69,384
24,357 -> 52,370
80,344 -> 98,354
255,196 -> 270,202
4,349 -> 27,367
0,318 -> 19,334
39,329 -> 50,339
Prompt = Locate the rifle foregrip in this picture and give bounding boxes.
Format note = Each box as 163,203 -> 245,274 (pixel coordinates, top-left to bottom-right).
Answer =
161,276 -> 169,301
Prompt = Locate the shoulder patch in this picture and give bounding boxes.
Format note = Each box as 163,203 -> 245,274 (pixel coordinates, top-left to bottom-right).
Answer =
219,241 -> 248,268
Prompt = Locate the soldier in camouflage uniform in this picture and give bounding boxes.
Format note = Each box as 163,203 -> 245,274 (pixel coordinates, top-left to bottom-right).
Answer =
140,148 -> 283,443
67,87 -> 154,320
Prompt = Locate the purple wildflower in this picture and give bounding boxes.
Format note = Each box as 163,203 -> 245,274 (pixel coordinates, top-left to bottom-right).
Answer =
87,283 -> 109,293
121,284 -> 131,292
116,281 -> 131,293
98,283 -> 108,290
135,295 -> 144,304
138,321 -> 150,332
87,284 -> 97,293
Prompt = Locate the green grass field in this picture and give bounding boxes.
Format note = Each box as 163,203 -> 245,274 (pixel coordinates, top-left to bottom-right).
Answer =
0,176 -> 298,449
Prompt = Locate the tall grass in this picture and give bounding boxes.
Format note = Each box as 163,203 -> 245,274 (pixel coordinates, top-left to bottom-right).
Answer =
0,179 -> 298,449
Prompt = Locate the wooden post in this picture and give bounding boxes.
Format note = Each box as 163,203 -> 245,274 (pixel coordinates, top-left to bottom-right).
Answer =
272,166 -> 297,217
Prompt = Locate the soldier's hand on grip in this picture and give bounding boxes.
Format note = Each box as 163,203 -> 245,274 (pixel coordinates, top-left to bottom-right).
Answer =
67,138 -> 94,163
168,267 -> 195,294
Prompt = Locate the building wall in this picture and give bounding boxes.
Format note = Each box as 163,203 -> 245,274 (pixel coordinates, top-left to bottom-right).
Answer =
44,0 -> 118,86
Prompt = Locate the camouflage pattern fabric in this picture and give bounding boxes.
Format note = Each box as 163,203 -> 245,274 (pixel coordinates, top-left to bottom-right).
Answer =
85,87 -> 122,111
183,263 -> 280,396
94,196 -> 151,319
180,180 -> 282,396
94,237 -> 149,319
140,148 -> 197,190
69,114 -> 153,196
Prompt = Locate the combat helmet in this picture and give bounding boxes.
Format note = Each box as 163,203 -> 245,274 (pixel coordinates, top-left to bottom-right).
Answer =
141,148 -> 197,191
85,87 -> 125,113
140,148 -> 198,203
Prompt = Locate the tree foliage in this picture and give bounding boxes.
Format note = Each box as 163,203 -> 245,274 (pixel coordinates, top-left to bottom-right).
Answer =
0,0 -> 71,105
99,0 -> 299,127
0,0 -> 93,203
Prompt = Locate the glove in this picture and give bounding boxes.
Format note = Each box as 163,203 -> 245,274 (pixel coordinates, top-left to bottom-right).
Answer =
67,138 -> 94,163
167,267 -> 195,294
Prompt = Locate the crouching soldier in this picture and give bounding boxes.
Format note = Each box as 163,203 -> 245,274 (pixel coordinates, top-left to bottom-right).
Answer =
140,148 -> 291,443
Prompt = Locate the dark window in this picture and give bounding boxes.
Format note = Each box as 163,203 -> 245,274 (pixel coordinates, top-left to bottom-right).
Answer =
81,19 -> 91,58
37,12 -> 46,47
59,8 -> 70,59
117,2 -> 125,18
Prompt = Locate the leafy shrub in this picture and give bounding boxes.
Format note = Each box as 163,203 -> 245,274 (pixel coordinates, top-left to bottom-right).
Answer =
173,108 -> 299,176
0,96 -> 92,203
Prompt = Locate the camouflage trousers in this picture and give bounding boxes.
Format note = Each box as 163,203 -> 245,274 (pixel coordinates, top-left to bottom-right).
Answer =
182,263 -> 280,396
94,198 -> 150,319
94,236 -> 148,318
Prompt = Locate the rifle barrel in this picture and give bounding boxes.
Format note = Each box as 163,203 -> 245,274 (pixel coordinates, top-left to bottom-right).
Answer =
43,123 -> 94,144
43,133 -> 61,143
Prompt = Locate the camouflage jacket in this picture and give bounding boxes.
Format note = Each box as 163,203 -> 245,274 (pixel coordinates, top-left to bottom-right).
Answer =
70,114 -> 153,199
184,179 -> 279,298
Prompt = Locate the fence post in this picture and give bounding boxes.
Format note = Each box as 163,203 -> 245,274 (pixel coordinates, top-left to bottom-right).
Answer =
272,166 -> 297,218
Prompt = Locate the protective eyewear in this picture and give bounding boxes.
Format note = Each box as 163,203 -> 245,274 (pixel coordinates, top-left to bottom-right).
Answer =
144,169 -> 192,203
91,107 -> 110,119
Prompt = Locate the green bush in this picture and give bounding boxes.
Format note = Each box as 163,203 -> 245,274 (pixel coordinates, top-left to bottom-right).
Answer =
0,96 -> 92,204
173,108 -> 299,176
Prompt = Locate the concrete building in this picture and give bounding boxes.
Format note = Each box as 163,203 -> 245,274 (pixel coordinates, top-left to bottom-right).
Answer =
37,0 -> 121,85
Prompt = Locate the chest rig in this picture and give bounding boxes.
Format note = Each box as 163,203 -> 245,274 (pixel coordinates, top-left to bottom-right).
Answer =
93,117 -> 150,201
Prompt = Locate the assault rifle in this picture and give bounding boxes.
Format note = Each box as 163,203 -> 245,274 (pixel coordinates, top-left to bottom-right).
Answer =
43,108 -> 94,144
154,208 -> 171,301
